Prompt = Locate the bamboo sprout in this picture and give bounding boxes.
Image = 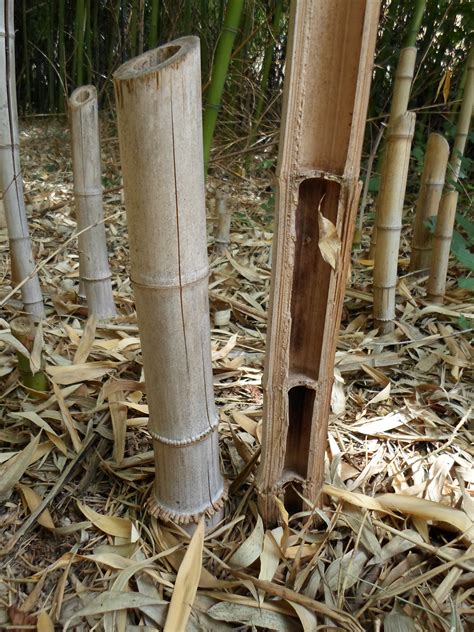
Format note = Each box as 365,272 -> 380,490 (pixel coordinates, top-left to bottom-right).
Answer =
0,1 -> 44,318
11,316 -> 48,392
409,133 -> 449,273
114,37 -> 226,526
256,0 -> 380,524
214,190 -> 232,253
427,47 -> 473,303
202,0 -> 244,174
69,86 -> 116,320
373,112 -> 416,332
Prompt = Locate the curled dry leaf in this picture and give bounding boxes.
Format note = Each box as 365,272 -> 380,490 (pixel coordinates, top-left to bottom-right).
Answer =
318,211 -> 341,271
77,501 -> 132,539
0,434 -> 41,501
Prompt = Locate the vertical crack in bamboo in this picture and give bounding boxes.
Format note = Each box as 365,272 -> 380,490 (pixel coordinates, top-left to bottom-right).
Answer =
373,112 -> 416,332
256,0 -> 380,524
114,37 -> 225,527
69,85 -> 116,320
410,133 -> 449,273
0,1 -> 44,318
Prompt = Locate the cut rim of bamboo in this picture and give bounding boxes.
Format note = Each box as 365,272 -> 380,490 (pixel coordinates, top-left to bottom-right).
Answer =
69,85 -> 116,320
256,0 -> 380,524
427,47 -> 473,304
114,37 -> 226,527
409,133 -> 449,273
0,1 -> 44,319
373,112 -> 416,333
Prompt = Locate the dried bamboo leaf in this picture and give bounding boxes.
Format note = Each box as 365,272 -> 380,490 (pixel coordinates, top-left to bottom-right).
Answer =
287,601 -> 318,632
163,518 -> 204,632
17,483 -> 55,530
77,501 -> 132,538
36,610 -> 54,632
207,602 -> 299,631
73,315 -> 97,364
318,211 -> 341,271
0,433 -> 40,501
46,361 -> 119,384
384,607 -> 417,632
229,515 -> 264,568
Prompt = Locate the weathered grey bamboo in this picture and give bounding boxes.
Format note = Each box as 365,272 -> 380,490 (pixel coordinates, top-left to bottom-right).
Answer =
409,133 -> 449,273
373,112 -> 416,332
114,37 -> 225,526
0,0 -> 44,318
214,190 -> 232,253
428,47 -> 473,303
69,86 -> 116,320
256,0 -> 380,524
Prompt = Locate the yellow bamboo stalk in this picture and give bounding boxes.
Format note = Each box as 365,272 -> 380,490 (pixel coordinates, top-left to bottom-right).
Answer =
373,112 -> 416,333
427,47 -> 473,303
409,133 -> 449,273
114,37 -> 225,526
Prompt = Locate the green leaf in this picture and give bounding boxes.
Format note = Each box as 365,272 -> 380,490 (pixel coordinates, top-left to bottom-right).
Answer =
458,277 -> 474,290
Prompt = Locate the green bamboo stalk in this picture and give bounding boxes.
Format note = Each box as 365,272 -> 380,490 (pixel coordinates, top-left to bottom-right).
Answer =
21,0 -> 31,112
47,1 -> 55,112
58,0 -> 66,111
129,0 -> 138,58
11,317 -> 48,393
148,0 -> 160,49
202,0 -> 244,174
403,0 -> 426,47
85,0 -> 92,84
74,0 -> 86,87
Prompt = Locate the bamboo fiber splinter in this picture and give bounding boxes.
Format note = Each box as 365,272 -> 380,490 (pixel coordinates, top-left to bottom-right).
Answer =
69,86 -> 116,320
114,37 -> 225,525
256,0 -> 380,524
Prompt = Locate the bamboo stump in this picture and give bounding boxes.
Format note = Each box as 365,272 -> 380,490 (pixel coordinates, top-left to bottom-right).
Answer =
114,37 -> 226,526
256,0 -> 380,524
69,86 -> 116,320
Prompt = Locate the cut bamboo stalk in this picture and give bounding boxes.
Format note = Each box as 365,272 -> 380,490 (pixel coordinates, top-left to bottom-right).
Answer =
427,47 -> 473,303
11,316 -> 48,393
114,37 -> 226,526
409,133 -> 449,273
373,112 -> 416,332
256,0 -> 380,524
69,86 -> 116,320
0,1 -> 44,319
214,190 -> 232,253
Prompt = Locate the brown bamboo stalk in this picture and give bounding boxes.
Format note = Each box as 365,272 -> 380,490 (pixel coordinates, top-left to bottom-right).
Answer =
214,190 -> 232,253
373,112 -> 416,332
69,86 -> 116,320
256,0 -> 380,524
409,133 -> 449,273
0,1 -> 44,318
114,37 -> 225,526
427,47 -> 473,303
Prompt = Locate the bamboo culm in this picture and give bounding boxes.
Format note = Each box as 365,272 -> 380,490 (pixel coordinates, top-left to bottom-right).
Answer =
427,47 -> 473,303
69,86 -> 116,320
373,112 -> 416,332
0,1 -> 44,318
409,133 -> 449,273
114,37 -> 226,527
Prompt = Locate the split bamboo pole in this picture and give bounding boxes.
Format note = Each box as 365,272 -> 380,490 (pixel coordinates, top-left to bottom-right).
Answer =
0,0 -> 44,319
409,133 -> 449,273
373,112 -> 416,332
256,0 -> 380,524
427,47 -> 473,303
69,86 -> 116,320
114,37 -> 225,526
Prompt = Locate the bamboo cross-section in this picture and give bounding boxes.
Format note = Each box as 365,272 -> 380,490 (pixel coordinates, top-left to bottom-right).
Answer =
114,37 -> 225,526
256,0 -> 380,524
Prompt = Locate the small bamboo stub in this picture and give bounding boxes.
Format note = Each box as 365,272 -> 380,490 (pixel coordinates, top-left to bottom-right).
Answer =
69,86 -> 116,320
410,133 -> 449,273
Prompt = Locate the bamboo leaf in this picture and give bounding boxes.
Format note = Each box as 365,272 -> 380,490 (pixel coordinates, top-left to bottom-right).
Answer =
164,517 -> 204,632
229,515 -> 264,568
318,211 -> 341,271
37,610 -> 54,632
77,501 -> 132,538
17,483 -> 55,530
0,433 -> 41,501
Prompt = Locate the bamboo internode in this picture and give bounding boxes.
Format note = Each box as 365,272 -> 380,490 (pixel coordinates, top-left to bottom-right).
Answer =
69,86 -> 116,320
256,0 -> 380,524
373,112 -> 416,332
114,37 -> 225,526
410,133 -> 449,273
0,1 -> 44,318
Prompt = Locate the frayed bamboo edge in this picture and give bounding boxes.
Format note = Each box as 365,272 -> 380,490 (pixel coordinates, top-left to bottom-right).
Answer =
147,486 -> 228,525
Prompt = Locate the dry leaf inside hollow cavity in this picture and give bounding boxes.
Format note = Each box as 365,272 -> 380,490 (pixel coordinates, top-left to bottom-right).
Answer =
318,211 -> 341,271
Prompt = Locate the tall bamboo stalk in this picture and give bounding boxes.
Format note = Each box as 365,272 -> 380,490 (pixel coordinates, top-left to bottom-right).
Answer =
427,47 -> 473,303
202,0 -> 244,174
0,1 -> 44,318
256,0 -> 380,524
373,112 -> 416,332
148,0 -> 159,50
69,86 -> 116,320
114,37 -> 226,526
409,133 -> 449,273
58,0 -> 66,111
73,0 -> 86,87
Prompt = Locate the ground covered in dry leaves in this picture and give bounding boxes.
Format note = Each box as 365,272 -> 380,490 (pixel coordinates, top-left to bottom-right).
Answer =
0,117 -> 473,631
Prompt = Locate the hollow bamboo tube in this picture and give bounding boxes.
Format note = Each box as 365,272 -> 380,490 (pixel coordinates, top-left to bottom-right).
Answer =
373,112 -> 416,333
69,86 -> 116,320
427,47 -> 473,303
409,133 -> 449,273
0,1 -> 44,319
114,37 -> 225,526
214,190 -> 232,253
256,0 -> 380,524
